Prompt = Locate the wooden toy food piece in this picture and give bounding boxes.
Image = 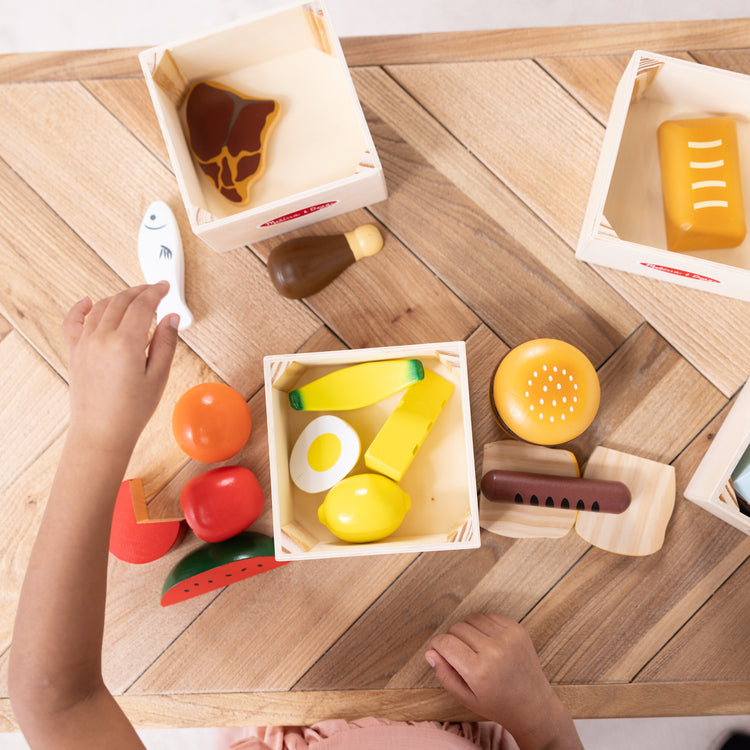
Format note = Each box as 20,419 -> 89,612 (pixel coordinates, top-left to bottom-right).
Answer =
289,415 -> 360,494
161,531 -> 288,606
180,466 -> 265,542
365,369 -> 454,482
317,474 -> 411,543
289,359 -> 424,411
268,224 -> 384,299
480,470 -> 631,514
172,382 -> 252,462
137,201 -> 194,330
575,447 -> 675,556
479,440 -> 580,539
185,81 -> 280,205
657,116 -> 746,252
109,479 -> 186,564
490,338 -> 600,445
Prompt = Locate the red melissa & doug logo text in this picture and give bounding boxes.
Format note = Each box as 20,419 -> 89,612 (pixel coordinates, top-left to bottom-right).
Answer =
260,201 -> 339,227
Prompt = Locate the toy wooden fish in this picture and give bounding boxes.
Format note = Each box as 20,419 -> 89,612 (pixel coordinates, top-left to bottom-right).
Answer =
138,201 -> 194,330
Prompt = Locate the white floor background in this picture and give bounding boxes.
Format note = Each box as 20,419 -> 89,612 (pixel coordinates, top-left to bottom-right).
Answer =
1,1 -> 749,748
1,0 -> 749,51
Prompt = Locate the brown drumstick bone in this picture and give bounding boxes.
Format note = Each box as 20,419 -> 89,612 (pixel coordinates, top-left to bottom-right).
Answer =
480,470 -> 631,514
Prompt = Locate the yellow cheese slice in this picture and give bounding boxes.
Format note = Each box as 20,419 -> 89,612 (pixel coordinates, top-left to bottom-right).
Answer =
364,369 -> 454,482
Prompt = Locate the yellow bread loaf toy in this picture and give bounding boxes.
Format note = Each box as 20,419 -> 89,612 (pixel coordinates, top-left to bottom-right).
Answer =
657,116 -> 746,252
365,369 -> 454,482
289,359 -> 424,411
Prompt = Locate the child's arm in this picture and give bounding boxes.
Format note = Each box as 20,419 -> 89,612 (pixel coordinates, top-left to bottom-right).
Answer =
426,612 -> 583,750
8,283 -> 179,750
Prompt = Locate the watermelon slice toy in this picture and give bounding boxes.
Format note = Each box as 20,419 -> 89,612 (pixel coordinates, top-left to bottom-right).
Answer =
161,531 -> 287,606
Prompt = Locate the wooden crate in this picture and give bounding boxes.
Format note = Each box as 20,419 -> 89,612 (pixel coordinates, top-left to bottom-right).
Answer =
685,376 -> 750,534
139,0 -> 387,252
577,50 -> 750,301
263,342 -> 479,560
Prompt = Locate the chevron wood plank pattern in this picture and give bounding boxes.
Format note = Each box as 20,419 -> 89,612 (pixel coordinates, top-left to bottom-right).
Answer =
1,21 -> 749,730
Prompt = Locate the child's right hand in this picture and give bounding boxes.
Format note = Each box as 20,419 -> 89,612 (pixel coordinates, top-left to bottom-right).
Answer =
62,282 -> 179,454
425,612 -> 582,750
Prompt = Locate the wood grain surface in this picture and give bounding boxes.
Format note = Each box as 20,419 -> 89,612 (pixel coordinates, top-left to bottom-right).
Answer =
1,19 -> 749,732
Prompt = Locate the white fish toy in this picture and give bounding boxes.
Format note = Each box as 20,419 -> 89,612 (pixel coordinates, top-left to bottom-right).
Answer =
137,201 -> 194,330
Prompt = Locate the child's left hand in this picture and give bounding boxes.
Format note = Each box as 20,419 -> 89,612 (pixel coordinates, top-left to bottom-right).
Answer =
62,282 -> 180,453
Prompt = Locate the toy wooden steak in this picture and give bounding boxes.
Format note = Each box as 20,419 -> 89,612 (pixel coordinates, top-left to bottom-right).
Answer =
480,469 -> 631,514
185,81 -> 280,204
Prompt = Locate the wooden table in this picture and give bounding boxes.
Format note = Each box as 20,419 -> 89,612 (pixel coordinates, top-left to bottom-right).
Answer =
1,19 -> 750,732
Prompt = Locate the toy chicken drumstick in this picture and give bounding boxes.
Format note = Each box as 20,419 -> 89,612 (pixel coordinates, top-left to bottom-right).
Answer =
267,224 -> 383,299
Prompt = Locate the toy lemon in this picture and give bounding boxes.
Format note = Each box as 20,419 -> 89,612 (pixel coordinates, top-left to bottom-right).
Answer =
318,474 -> 411,543
490,339 -> 600,445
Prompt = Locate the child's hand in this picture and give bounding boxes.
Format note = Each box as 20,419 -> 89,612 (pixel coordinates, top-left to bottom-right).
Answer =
62,282 -> 180,453
426,613 -> 582,750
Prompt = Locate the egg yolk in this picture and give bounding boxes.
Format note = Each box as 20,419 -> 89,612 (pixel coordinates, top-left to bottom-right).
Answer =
307,433 -> 342,472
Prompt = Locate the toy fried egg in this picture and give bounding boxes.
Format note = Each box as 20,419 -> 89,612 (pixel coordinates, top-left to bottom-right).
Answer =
289,415 -> 360,494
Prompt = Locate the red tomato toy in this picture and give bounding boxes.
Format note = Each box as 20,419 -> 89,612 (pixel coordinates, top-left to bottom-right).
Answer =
172,382 -> 252,462
180,465 -> 264,543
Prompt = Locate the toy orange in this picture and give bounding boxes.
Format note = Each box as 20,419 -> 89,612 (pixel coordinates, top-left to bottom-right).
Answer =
172,383 -> 252,462
490,339 -> 600,445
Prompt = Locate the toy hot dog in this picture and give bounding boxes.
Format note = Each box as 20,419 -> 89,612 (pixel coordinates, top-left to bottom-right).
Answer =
480,470 -> 631,514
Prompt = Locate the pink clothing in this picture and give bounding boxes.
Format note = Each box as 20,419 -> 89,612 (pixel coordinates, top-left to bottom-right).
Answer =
215,717 -> 519,750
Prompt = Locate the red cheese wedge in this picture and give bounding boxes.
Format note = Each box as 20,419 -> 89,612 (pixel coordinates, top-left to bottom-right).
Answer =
109,479 -> 186,564
161,530 -> 288,606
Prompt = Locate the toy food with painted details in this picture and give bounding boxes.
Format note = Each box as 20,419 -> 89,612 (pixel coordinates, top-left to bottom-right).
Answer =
180,465 -> 264,542
317,474 -> 411,543
137,201 -> 193,330
267,224 -> 384,299
480,469 -> 631,514
657,116 -> 746,252
289,415 -> 360,494
289,359 -> 424,411
161,531 -> 287,606
172,382 -> 252,462
365,368 -> 454,482
490,339 -> 600,445
185,81 -> 280,205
